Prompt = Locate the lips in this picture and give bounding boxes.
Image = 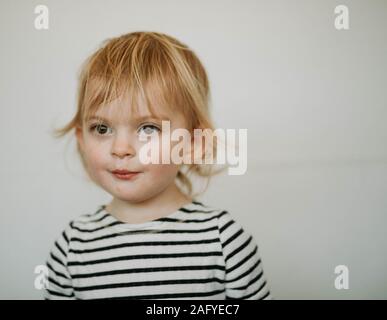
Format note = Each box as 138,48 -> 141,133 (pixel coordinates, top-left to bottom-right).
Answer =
111,169 -> 140,180
112,169 -> 138,175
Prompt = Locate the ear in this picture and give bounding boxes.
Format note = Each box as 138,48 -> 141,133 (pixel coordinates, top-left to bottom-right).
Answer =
75,126 -> 84,151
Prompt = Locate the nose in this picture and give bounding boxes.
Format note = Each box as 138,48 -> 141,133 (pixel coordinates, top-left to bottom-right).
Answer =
111,131 -> 136,159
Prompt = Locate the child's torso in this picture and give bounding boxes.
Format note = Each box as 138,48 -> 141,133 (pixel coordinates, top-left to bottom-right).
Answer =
67,202 -> 228,299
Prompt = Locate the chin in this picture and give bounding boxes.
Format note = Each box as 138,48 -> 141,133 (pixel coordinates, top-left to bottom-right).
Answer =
121,196 -> 152,204
113,190 -> 155,203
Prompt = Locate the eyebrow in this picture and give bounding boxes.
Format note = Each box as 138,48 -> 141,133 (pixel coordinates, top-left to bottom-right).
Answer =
87,114 -> 170,123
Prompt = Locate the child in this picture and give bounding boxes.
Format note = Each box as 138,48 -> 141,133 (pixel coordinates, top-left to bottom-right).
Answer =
45,31 -> 273,300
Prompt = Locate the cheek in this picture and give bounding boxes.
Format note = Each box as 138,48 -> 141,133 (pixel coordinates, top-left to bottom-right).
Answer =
146,164 -> 180,180
83,142 -> 108,169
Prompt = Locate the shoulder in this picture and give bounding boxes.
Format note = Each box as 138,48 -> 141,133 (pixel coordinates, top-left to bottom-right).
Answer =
191,201 -> 257,257
184,200 -> 228,220
197,203 -> 255,249
188,201 -> 241,230
70,205 -> 107,225
52,205 -> 109,244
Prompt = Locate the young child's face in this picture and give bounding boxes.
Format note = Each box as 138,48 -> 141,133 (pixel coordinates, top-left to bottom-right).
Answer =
76,92 -> 190,203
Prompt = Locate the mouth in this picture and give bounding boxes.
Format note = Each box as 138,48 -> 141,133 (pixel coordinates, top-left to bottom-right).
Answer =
111,170 -> 141,180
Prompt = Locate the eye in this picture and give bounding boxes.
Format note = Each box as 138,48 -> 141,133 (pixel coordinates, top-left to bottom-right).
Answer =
138,124 -> 161,136
89,124 -> 113,136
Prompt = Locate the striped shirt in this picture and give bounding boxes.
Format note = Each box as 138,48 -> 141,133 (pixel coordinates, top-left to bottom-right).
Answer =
44,201 -> 273,300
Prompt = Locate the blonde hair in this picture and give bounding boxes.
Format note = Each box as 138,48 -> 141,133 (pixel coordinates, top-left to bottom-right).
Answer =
53,31 -> 226,197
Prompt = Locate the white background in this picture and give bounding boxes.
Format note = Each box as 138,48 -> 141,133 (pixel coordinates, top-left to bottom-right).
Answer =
0,0 -> 386,299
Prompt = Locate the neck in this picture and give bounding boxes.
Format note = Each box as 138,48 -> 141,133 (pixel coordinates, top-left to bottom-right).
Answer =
106,183 -> 192,224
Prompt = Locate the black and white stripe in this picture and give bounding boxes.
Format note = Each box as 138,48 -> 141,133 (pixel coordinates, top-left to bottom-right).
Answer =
44,201 -> 272,300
